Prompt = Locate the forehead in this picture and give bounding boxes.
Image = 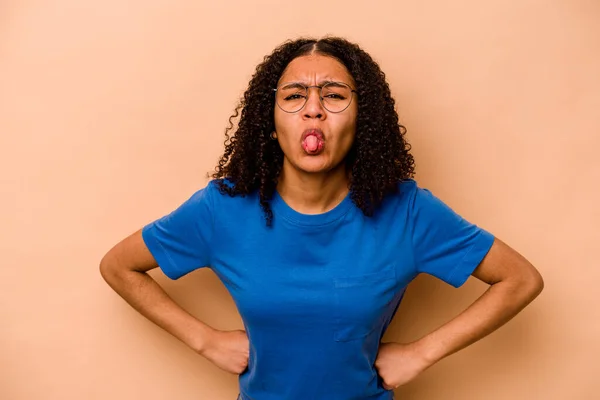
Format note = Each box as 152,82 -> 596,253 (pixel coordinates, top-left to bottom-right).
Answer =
278,54 -> 354,85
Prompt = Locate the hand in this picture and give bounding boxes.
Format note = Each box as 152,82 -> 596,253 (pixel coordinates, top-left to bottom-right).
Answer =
198,329 -> 250,375
374,341 -> 432,390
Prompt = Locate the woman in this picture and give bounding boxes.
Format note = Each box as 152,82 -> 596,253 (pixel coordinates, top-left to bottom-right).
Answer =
100,37 -> 544,400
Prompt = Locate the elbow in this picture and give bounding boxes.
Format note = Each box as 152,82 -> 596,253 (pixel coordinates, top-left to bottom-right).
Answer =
99,253 -> 121,284
530,268 -> 544,298
499,263 -> 544,305
519,266 -> 544,303
99,255 -> 113,283
99,255 -> 133,295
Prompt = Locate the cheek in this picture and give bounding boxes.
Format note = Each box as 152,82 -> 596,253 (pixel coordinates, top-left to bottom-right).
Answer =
273,107 -> 291,135
339,118 -> 357,152
337,113 -> 357,142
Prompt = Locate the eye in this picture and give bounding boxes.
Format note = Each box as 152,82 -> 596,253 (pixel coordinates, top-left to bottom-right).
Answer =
284,93 -> 306,101
324,93 -> 345,100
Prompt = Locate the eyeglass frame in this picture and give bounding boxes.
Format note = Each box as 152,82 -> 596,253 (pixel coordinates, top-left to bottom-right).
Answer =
272,81 -> 358,114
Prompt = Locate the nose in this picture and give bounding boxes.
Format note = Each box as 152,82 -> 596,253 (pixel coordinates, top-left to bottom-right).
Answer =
302,87 -> 325,120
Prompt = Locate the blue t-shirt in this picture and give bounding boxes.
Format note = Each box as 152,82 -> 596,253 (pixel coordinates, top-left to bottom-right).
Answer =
141,179 -> 494,400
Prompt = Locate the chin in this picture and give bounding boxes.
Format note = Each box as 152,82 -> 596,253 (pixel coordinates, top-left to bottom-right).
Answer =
295,156 -> 336,174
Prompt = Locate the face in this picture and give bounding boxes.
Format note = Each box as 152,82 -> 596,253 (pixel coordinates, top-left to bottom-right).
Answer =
273,54 -> 358,175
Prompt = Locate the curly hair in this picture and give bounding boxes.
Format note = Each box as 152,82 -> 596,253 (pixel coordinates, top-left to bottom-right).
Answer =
211,36 -> 415,226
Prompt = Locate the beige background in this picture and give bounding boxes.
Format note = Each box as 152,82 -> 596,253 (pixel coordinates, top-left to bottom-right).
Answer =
1,0 -> 598,399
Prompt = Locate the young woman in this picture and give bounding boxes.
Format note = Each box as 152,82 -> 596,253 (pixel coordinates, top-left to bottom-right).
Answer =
100,37 -> 544,400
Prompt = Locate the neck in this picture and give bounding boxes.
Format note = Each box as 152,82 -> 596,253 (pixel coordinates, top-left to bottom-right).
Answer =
276,160 -> 350,215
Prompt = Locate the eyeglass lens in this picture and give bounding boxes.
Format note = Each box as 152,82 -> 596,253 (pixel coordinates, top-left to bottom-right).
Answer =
275,82 -> 353,113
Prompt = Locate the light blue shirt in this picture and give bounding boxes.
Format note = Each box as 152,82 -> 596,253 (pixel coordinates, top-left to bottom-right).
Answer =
142,179 -> 495,400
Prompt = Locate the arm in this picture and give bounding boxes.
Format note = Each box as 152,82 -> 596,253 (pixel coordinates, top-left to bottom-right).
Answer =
414,236 -> 544,363
100,229 -> 250,374
99,229 -> 216,353
375,237 -> 544,389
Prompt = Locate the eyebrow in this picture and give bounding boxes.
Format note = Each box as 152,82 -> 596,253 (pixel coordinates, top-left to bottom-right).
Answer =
279,80 -> 351,89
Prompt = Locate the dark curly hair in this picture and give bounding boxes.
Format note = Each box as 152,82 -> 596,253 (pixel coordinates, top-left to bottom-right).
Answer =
211,36 -> 415,226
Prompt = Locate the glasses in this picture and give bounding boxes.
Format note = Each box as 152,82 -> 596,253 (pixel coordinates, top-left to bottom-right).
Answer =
273,81 -> 357,113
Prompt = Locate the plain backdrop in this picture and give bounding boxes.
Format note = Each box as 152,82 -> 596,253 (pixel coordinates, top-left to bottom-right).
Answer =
1,0 -> 598,399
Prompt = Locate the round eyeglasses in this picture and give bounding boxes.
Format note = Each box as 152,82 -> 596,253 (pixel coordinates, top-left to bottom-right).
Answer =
273,82 -> 357,113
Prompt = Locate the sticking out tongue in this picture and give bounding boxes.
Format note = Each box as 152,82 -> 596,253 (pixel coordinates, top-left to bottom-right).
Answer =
302,134 -> 323,154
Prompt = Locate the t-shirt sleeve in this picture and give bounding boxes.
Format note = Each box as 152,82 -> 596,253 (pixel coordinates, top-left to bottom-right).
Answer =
408,182 -> 495,288
141,183 -> 215,280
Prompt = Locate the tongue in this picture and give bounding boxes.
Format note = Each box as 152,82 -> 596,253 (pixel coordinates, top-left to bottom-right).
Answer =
303,135 -> 320,153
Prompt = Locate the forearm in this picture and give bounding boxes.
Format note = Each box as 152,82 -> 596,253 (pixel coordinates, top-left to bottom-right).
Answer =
100,263 -> 215,353
414,277 -> 543,365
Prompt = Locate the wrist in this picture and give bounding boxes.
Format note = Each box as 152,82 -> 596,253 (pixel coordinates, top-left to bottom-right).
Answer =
186,321 -> 218,355
411,336 -> 444,367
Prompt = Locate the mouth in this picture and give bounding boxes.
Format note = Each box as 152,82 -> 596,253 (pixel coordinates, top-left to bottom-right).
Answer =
301,128 -> 325,141
301,128 -> 325,154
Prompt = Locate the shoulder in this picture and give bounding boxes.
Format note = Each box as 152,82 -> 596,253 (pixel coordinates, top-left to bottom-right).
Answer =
393,178 -> 439,208
381,178 -> 419,207
206,179 -> 260,208
376,178 -> 442,218
397,178 -> 418,193
366,179 -> 419,222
